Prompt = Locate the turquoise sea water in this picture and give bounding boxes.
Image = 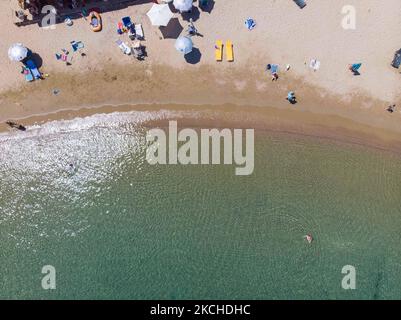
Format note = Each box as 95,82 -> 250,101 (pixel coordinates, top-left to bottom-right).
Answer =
1,110 -> 401,299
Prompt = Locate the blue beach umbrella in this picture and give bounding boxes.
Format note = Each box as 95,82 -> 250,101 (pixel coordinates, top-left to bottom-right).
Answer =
175,36 -> 193,55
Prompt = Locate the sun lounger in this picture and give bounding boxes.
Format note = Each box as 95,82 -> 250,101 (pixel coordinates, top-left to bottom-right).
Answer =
25,59 -> 41,79
135,24 -> 144,40
215,40 -> 223,61
226,40 -> 234,62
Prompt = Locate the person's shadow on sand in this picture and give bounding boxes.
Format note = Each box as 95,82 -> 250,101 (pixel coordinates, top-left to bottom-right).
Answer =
185,48 -> 201,64
27,52 -> 43,68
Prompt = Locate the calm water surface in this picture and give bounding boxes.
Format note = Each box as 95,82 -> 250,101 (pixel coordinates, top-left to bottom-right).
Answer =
1,110 -> 401,299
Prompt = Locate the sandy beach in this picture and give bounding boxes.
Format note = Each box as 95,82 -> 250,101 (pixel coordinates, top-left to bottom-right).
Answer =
1,0 -> 401,144
4,1 -> 401,301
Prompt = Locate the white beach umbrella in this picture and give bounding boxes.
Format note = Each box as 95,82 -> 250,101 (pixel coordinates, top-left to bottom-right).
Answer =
175,36 -> 193,55
146,4 -> 174,27
8,43 -> 29,62
173,0 -> 193,12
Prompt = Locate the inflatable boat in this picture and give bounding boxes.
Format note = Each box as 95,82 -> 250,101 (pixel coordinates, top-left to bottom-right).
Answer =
89,11 -> 102,32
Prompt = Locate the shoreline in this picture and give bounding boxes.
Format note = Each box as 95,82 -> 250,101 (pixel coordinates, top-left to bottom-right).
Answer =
3,101 -> 401,158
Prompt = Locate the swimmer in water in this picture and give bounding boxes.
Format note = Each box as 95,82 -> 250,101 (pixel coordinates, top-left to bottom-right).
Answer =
304,234 -> 313,244
65,163 -> 77,176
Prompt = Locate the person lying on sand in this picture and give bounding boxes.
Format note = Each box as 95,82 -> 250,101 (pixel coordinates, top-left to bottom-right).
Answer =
6,121 -> 26,131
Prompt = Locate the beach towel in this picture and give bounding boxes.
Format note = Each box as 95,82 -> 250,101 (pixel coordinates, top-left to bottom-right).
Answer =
245,18 -> 256,30
294,0 -> 307,9
135,24 -> 144,40
71,41 -> 84,52
25,59 -> 41,79
116,40 -> 131,55
215,40 -> 223,62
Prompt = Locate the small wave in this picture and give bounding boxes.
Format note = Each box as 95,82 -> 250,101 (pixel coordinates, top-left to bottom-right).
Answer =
0,109 -> 203,142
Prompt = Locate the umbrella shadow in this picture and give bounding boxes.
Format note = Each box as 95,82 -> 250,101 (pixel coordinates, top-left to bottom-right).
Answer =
159,18 -> 184,39
184,47 -> 201,64
182,6 -> 200,22
199,0 -> 215,13
29,52 -> 43,68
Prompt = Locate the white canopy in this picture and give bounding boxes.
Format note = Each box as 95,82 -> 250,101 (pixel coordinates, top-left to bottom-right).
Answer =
173,0 -> 193,12
8,43 -> 29,62
175,36 -> 193,55
146,4 -> 174,27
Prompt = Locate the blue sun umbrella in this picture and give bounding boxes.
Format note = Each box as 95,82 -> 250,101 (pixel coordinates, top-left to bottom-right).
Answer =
175,36 -> 193,55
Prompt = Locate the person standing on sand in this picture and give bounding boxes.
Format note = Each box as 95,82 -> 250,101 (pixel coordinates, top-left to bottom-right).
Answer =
6,121 -> 26,131
266,64 -> 279,81
286,91 -> 297,104
387,104 -> 396,113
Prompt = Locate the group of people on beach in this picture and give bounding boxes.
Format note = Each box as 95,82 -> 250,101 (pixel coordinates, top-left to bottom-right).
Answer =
266,63 -> 298,105
266,61 -> 397,111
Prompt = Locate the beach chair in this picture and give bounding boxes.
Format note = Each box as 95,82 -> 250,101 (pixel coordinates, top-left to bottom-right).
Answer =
226,40 -> 234,62
215,40 -> 223,61
135,24 -> 144,40
25,59 -> 41,79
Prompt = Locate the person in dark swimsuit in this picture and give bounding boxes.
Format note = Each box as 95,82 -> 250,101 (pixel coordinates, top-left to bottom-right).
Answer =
6,121 -> 26,131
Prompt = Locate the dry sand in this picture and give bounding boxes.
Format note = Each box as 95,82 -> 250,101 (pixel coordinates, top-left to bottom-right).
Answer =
1,0 -> 401,146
